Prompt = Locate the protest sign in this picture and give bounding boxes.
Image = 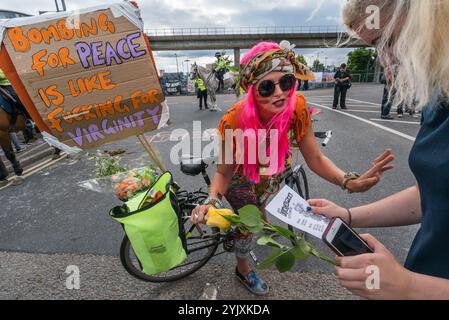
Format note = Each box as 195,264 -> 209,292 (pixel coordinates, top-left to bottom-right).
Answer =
0,3 -> 168,150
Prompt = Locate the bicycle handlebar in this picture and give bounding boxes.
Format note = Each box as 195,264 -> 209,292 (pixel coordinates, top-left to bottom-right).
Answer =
321,130 -> 333,147
314,131 -> 333,147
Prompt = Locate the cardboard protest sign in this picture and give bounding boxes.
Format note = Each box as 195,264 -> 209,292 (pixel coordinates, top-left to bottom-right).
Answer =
0,4 -> 167,149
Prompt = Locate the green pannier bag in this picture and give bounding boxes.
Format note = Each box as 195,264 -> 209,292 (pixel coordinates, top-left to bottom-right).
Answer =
110,172 -> 187,275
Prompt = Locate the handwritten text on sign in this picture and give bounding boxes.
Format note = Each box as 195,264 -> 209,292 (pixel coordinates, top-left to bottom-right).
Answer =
4,9 -> 165,149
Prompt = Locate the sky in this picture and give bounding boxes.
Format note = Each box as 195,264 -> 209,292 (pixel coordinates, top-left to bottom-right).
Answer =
0,0 -> 353,73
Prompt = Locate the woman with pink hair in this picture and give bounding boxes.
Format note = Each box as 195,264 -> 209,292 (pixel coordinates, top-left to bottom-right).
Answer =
191,41 -> 393,295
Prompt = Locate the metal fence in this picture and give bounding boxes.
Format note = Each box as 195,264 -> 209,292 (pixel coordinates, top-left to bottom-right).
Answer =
351,73 -> 378,83
146,25 -> 347,37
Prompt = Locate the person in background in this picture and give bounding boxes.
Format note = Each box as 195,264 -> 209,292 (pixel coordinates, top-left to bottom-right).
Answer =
309,0 -> 449,300
380,65 -> 404,120
9,132 -> 25,153
194,77 -> 208,110
214,52 -> 228,91
333,63 -> 352,110
303,79 -> 309,91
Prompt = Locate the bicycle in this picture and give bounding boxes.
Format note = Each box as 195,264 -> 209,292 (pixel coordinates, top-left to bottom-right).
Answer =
120,131 -> 332,283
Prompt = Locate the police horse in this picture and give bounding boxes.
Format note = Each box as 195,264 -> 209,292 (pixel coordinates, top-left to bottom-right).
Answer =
0,86 -> 26,185
189,63 -> 240,112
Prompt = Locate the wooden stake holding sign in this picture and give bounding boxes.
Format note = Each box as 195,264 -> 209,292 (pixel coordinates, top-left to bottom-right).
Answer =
137,134 -> 167,173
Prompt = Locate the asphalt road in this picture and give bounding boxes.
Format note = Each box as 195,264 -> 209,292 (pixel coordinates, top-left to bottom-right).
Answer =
0,83 -> 421,298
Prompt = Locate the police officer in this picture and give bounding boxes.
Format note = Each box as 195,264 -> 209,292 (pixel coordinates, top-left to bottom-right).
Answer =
194,77 -> 208,110
333,63 -> 352,110
214,52 -> 227,92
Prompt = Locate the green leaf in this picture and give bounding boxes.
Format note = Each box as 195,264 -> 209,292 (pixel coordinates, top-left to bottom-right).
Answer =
257,235 -> 285,249
306,242 -> 337,265
275,250 -> 296,273
291,245 -> 309,260
257,249 -> 284,270
269,225 -> 297,241
245,223 -> 264,234
298,238 -> 312,254
221,214 -> 241,224
238,205 -> 264,227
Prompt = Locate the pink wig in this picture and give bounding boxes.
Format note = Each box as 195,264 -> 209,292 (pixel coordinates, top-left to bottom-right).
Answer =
238,42 -> 297,183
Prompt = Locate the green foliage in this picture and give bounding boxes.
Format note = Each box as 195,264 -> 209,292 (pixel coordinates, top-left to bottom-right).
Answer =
275,250 -> 296,273
89,151 -> 127,178
312,59 -> 325,72
347,48 -> 377,74
297,54 -> 308,66
223,204 -> 336,273
257,235 -> 286,249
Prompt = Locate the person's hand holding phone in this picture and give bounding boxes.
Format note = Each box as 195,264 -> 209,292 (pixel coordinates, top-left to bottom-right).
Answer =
335,233 -> 414,300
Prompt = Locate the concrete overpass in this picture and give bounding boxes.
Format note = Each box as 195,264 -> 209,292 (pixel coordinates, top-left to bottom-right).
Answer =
146,26 -> 369,68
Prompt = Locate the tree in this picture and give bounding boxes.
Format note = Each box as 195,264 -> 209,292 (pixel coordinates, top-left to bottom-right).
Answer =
297,54 -> 308,66
312,59 -> 324,72
347,48 -> 377,74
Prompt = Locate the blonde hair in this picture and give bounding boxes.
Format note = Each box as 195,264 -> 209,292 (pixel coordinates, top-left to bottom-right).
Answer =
343,0 -> 449,111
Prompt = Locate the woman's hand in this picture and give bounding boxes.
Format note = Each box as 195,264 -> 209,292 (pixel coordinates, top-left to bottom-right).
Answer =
190,205 -> 212,225
335,234 -> 413,300
347,149 -> 395,193
308,199 -> 350,223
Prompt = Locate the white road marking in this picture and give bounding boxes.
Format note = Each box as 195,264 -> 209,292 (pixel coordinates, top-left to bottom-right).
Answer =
344,104 -> 381,108
309,102 -> 416,142
306,95 -> 333,98
344,110 -> 379,113
0,154 -> 68,191
24,154 -> 68,177
347,98 -> 381,106
370,119 -> 420,125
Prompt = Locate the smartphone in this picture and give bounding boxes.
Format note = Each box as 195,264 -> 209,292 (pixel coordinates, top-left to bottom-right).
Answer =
322,217 -> 374,256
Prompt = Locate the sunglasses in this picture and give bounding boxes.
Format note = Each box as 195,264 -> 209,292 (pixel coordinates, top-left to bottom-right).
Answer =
257,74 -> 297,98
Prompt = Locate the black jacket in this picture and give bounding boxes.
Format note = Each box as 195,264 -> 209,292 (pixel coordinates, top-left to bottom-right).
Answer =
334,70 -> 352,87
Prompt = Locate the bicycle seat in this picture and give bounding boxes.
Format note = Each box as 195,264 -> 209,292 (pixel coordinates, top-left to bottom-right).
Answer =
180,156 -> 208,176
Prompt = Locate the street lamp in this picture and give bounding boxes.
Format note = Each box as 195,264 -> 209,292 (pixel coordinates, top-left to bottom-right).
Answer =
185,59 -> 191,75
174,53 -> 180,79
365,55 -> 376,82
55,0 -> 67,12
40,0 -> 67,14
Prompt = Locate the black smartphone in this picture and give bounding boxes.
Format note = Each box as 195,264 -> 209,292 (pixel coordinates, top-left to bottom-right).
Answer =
322,217 -> 374,256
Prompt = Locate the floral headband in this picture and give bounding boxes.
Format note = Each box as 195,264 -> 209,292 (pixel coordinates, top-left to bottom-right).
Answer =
239,41 -> 315,92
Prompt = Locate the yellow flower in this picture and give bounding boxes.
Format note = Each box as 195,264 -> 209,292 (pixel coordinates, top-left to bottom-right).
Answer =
206,207 -> 234,230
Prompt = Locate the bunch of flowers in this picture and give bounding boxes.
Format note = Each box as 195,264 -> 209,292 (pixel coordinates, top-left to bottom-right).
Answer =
79,150 -> 160,202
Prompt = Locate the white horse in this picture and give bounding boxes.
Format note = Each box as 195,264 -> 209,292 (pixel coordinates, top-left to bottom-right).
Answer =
189,63 -> 240,111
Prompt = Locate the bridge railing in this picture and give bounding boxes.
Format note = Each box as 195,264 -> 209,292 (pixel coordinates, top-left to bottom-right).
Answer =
146,25 -> 347,37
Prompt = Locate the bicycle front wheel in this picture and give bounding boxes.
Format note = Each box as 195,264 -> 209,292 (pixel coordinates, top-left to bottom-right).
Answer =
120,215 -> 220,283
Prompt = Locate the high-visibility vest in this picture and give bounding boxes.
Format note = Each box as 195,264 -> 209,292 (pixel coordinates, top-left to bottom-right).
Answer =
194,78 -> 206,91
